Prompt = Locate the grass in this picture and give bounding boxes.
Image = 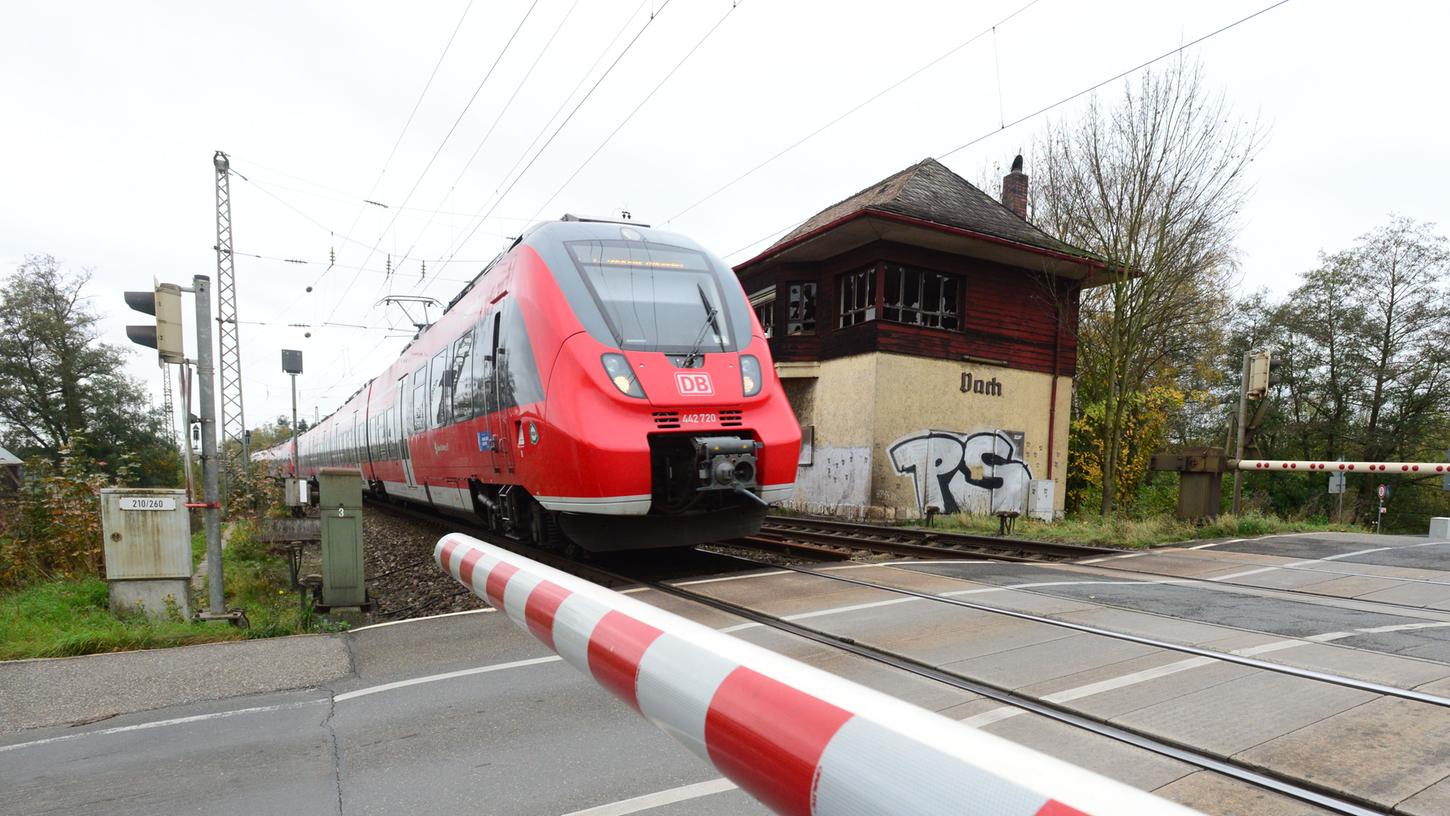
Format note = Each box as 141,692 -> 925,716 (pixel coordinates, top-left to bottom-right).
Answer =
917,511 -> 1360,550
0,577 -> 244,660
0,517 -> 319,661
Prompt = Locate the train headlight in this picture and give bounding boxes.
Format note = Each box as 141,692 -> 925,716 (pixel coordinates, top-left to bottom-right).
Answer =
601,353 -> 646,398
740,354 -> 762,397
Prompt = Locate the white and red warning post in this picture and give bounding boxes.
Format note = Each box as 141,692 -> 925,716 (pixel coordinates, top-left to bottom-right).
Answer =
435,533 -> 1199,816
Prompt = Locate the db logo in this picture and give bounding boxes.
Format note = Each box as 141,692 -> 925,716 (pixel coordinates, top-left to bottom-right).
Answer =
675,371 -> 714,396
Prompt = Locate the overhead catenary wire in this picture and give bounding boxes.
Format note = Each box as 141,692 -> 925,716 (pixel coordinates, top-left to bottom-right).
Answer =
663,0 -> 1045,227
437,0 -> 675,275
525,0 -> 746,223
392,0 -> 586,277
227,168 -> 539,224
720,0 -> 1294,264
327,0 -> 545,323
327,0 -> 478,291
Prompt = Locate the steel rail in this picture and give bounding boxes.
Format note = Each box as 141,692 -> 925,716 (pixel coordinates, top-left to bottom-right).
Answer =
763,514 -> 1119,561
707,551 -> 1450,712
765,515 -> 1450,626
638,570 -> 1386,816
377,499 -> 1382,814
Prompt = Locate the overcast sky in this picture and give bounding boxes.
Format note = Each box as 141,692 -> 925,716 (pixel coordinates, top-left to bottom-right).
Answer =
3,0 -> 1446,431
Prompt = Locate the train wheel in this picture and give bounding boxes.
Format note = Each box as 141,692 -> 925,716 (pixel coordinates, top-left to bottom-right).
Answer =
529,503 -> 562,551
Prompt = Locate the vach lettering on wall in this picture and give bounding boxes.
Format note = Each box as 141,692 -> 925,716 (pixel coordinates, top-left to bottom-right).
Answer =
888,429 -> 1031,515
960,372 -> 1003,397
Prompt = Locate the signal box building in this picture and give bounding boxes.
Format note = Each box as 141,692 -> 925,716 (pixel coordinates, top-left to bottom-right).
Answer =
736,157 -> 1110,520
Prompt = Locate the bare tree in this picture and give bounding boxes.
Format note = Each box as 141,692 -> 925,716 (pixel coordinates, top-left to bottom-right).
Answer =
1033,59 -> 1261,515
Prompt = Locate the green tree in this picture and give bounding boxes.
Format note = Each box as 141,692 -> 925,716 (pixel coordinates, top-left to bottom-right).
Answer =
0,255 -> 178,486
1033,60 -> 1260,514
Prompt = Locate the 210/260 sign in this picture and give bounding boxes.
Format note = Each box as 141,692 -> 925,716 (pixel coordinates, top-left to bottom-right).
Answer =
119,497 -> 177,511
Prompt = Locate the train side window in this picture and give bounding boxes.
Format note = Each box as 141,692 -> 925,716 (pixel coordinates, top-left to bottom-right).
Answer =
429,351 -> 448,428
497,302 -> 544,409
473,314 -> 495,416
449,330 -> 474,422
411,367 -> 427,434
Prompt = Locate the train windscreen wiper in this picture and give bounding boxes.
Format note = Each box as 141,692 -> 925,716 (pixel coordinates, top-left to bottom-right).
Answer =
682,284 -> 726,367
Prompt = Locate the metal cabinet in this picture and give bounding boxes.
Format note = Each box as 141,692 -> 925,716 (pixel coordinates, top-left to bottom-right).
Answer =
317,468 -> 366,608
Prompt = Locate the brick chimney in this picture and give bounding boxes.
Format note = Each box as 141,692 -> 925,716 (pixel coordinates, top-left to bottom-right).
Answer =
1001,154 -> 1028,221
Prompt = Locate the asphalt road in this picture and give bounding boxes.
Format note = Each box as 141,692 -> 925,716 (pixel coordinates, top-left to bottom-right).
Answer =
10,531 -> 1450,815
0,608 -> 776,816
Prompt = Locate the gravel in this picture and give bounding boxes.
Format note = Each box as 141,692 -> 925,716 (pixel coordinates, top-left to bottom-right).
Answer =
363,507 -> 488,621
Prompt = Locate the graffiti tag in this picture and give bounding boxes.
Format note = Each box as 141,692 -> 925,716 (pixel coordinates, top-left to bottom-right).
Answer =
888,429 -> 1031,515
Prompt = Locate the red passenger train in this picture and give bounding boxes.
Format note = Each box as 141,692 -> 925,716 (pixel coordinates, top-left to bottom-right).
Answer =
255,216 -> 800,551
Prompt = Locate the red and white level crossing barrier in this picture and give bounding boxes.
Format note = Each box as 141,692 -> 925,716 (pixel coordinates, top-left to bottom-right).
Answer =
1237,459 -> 1450,474
435,533 -> 1199,816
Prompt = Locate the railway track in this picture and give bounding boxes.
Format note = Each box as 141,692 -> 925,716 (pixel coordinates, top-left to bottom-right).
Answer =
750,514 -> 1120,562
627,559 -> 1386,816
758,514 -> 1450,624
372,500 -> 1418,813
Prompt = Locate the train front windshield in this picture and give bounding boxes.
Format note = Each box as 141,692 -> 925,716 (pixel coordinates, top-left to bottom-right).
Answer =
565,240 -> 745,354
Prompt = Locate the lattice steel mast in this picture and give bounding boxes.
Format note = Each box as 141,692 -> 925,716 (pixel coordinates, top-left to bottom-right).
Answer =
160,364 -> 177,444
213,151 -> 247,497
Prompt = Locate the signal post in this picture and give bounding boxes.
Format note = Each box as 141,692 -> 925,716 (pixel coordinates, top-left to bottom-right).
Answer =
125,276 -> 238,622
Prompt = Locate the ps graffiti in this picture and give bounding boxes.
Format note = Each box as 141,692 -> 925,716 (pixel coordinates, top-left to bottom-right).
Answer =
888,429 -> 1032,515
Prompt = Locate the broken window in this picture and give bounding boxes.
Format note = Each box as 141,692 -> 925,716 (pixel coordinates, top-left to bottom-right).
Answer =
838,267 -> 876,328
882,264 -> 959,329
787,282 -> 816,335
749,287 -> 776,338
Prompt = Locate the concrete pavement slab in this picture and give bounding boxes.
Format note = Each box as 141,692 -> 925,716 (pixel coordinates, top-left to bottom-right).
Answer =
810,601 -> 1077,667
1051,605 -> 1249,645
1112,672 -> 1375,757
1151,770 -> 1333,815
1354,582 -> 1450,608
0,633 -> 352,732
941,632 -> 1161,690
1274,637 -> 1450,681
1236,697 -> 1450,809
1295,574 -> 1405,598
981,710 -> 1196,791
1397,773 -> 1450,816
686,570 -> 902,618
803,647 -> 982,712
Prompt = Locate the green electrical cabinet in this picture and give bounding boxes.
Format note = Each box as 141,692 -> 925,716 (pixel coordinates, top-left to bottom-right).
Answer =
317,468 -> 367,608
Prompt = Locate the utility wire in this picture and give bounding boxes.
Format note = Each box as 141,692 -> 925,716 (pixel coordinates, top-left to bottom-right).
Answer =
720,0 -> 1293,265
396,0 -> 585,274
228,168 -> 538,223
664,0 -> 1043,226
329,0 -> 477,288
328,0 -> 544,322
527,0 -> 745,223
439,0 -> 674,273
937,0 -> 1291,159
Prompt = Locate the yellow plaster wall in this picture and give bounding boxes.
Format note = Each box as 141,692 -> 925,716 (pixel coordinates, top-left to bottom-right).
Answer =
869,353 -> 1069,515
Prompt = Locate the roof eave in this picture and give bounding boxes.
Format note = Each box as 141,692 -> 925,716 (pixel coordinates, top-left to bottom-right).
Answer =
735,208 -> 1109,277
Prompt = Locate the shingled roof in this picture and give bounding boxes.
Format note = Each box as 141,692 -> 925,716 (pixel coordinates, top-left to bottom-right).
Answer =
766,157 -> 1096,263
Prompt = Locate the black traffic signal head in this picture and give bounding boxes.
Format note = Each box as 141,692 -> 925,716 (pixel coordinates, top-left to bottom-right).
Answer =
124,283 -> 184,364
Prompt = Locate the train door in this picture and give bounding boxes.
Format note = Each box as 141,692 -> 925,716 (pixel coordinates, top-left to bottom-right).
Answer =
486,309 -> 515,474
396,375 -> 417,488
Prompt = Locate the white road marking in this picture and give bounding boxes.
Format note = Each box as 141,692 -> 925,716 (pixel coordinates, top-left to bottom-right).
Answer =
671,570 -> 791,587
1353,621 -> 1450,634
1079,551 -> 1153,564
559,778 -> 737,815
958,635 -> 1323,729
0,700 -> 325,754
334,655 -> 563,702
1208,547 -> 1393,582
348,608 -> 494,632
